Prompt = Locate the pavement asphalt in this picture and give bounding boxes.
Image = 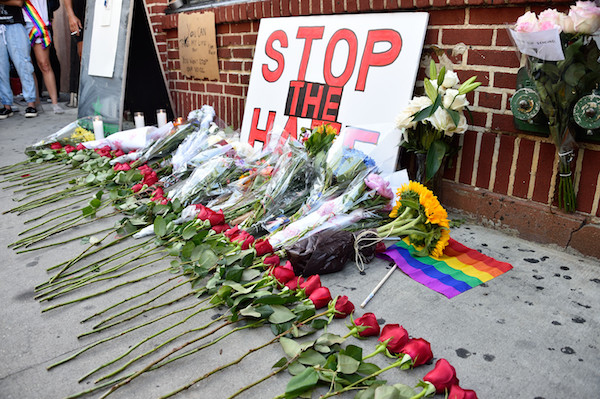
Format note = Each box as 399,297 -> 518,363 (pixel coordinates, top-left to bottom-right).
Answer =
0,100 -> 599,399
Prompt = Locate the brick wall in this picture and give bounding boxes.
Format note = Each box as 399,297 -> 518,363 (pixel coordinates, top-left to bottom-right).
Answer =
144,0 -> 600,256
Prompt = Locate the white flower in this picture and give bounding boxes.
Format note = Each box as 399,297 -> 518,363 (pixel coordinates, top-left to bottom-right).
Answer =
515,11 -> 539,32
395,96 -> 433,129
229,141 -> 255,158
427,108 -> 468,136
569,1 -> 600,34
441,70 -> 460,89
538,9 -> 563,31
395,110 -> 417,129
558,13 -> 576,33
428,79 -> 446,94
442,88 -> 469,111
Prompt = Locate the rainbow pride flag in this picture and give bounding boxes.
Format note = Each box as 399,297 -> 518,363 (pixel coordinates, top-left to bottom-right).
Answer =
379,238 -> 513,298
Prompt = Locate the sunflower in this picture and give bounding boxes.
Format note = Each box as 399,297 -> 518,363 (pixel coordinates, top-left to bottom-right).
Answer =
431,227 -> 450,258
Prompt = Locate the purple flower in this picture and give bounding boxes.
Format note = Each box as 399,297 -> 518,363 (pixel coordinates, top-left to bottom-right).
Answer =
364,173 -> 394,199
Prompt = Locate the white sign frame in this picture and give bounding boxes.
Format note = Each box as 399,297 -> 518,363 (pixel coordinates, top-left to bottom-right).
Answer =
240,12 -> 429,173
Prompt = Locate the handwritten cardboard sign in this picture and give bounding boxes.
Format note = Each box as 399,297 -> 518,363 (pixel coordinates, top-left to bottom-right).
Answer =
240,13 -> 429,173
178,11 -> 219,80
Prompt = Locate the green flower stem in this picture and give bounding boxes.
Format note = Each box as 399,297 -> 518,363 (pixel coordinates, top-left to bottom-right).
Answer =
48,301 -> 203,370
15,226 -> 115,254
376,215 -> 423,238
159,308 -> 336,398
319,358 -> 406,399
0,159 -> 37,175
84,278 -> 193,325
41,266 -> 173,313
84,304 -> 224,383
79,291 -> 198,338
362,342 -> 389,361
23,196 -> 88,224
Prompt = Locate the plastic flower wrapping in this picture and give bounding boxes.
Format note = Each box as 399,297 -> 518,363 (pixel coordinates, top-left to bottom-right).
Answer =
510,1 -> 600,212
25,116 -> 97,155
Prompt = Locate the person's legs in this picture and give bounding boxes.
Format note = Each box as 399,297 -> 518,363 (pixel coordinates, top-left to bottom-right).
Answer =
0,27 -> 15,111
32,43 -> 61,112
5,24 -> 37,111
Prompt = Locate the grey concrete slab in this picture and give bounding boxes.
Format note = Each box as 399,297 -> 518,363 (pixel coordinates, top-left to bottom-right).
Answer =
0,105 -> 599,399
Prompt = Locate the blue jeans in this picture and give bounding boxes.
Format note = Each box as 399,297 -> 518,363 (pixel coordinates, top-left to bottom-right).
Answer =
0,24 -> 37,106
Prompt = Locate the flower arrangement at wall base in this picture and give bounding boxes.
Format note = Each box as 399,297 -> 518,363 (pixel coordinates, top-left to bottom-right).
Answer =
511,1 -> 600,212
395,61 -> 481,196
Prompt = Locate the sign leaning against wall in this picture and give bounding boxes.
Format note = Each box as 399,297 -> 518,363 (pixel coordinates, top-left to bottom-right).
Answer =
240,12 -> 429,172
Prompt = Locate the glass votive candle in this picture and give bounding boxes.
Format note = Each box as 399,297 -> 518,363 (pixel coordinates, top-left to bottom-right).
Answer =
156,109 -> 167,128
134,112 -> 145,129
92,115 -> 104,140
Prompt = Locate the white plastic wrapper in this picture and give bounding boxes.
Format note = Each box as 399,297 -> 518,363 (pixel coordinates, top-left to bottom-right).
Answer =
170,129 -> 209,173
82,122 -> 174,153
133,205 -> 200,239
187,105 -> 216,129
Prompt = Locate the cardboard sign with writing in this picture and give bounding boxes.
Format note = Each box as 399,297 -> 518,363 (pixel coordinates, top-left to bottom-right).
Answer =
178,11 -> 219,80
240,13 -> 429,173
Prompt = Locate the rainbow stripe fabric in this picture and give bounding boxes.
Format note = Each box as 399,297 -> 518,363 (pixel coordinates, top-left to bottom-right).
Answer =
23,0 -> 51,48
380,238 -> 513,298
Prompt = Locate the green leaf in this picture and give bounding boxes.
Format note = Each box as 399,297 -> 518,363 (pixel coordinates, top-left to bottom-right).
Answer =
268,305 -> 297,324
154,215 -> 166,237
311,319 -> 328,330
241,269 -> 261,282
315,333 -> 345,347
436,66 -> 446,87
423,79 -> 438,102
429,60 -> 437,81
391,384 -> 418,398
285,367 -> 319,397
425,139 -> 447,182
337,354 -> 360,374
355,385 -> 378,399
85,173 -> 96,184
342,345 -> 363,362
446,108 -> 460,128
254,295 -> 288,305
280,337 -> 302,358
374,385 -> 401,399
81,206 -> 95,218
89,198 -> 102,208
180,241 -> 196,260
272,357 -> 288,368
298,349 -> 327,366
288,360 -> 306,376
358,362 -> 381,376
564,63 -> 586,87
182,223 -> 196,240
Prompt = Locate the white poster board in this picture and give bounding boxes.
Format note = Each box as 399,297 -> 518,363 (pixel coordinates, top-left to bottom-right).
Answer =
88,0 -> 124,77
240,13 -> 429,173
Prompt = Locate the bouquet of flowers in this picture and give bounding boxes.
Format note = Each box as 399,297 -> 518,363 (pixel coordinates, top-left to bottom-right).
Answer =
25,117 -> 96,155
396,61 -> 481,187
511,2 -> 600,212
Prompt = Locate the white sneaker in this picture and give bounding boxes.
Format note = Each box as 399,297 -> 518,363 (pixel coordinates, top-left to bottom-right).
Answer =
53,104 -> 64,114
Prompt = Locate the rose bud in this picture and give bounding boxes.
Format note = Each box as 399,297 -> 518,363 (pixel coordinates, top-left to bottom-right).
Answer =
399,338 -> 433,368
424,359 -> 460,394
64,145 -> 76,153
285,276 -> 305,291
208,209 -> 225,227
114,149 -> 125,157
131,183 -> 143,193
378,324 -> 409,353
334,295 -> 355,319
270,266 -> 296,285
282,260 -> 293,270
309,286 -> 332,309
263,254 -> 280,268
143,171 -> 159,186
211,223 -> 230,234
50,142 -> 62,150
76,143 -> 86,151
299,275 -> 322,296
354,312 -> 380,337
254,239 -> 273,256
151,187 -> 164,199
240,234 -> 255,250
448,385 -> 478,399
224,226 -> 242,240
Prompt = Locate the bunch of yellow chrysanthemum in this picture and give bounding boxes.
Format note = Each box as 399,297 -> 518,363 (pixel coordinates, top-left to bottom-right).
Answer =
378,181 -> 450,257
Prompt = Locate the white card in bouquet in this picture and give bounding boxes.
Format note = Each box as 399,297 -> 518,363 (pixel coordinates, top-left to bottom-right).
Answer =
509,29 -> 564,61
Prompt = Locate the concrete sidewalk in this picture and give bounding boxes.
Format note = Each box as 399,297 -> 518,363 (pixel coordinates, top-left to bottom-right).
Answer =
0,105 -> 598,399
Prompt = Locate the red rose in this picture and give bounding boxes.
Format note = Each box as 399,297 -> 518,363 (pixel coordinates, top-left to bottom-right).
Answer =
378,324 -> 409,353
354,313 -> 380,337
254,239 -> 273,256
448,385 -> 478,399
240,234 -> 255,250
64,145 -> 76,153
211,223 -> 230,234
151,187 -> 164,199
270,266 -> 296,285
263,254 -> 280,268
375,241 -> 387,253
334,295 -> 355,319
224,226 -> 242,240
300,275 -> 322,296
424,359 -> 460,394
285,276 -> 304,291
143,171 -> 158,186
121,163 -> 131,171
400,338 -> 433,367
208,209 -> 225,227
282,260 -> 293,270
131,183 -> 143,193
50,142 -> 62,150
114,149 -> 125,157
309,286 -> 332,309
76,143 -> 86,151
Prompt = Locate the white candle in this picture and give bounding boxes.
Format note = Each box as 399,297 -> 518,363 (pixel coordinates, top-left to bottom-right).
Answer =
93,116 -> 104,140
156,109 -> 167,128
134,112 -> 145,129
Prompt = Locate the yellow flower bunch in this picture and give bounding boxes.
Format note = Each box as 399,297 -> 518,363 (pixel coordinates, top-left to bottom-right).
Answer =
70,127 -> 95,143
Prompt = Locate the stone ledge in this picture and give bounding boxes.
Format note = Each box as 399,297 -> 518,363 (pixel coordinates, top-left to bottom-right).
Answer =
442,180 -> 600,260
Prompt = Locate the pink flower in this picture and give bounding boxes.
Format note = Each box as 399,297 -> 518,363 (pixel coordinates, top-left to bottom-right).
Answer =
538,9 -> 563,31
515,11 -> 539,32
364,173 -> 394,199
569,1 -> 600,34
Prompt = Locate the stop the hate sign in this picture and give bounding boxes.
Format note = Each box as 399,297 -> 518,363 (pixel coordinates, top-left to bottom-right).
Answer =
240,13 -> 429,172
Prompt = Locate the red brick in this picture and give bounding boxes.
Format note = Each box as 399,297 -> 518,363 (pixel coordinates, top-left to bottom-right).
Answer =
400,0 -> 414,8
577,148 -> 600,214
229,73 -> 240,84
217,48 -> 232,58
221,35 -> 242,46
238,3 -> 248,20
347,1 -> 358,13
305,0 -> 315,14
271,0 -> 281,17
225,85 -> 244,96
334,0 -> 345,13
415,0 -> 429,8
175,81 -> 189,91
469,50 -> 520,68
216,24 -> 229,35
493,134 -> 515,195
323,0 -> 334,14
243,33 -> 258,45
494,71 -> 517,90
429,47 -> 463,64
495,28 -> 514,47
359,0 -> 370,12
373,0 -> 385,10
425,28 -> 439,45
428,9 -> 465,25
232,48 -> 253,59
206,83 -> 223,93
531,142 -> 556,204
469,7 -> 526,25
468,110 -> 487,129
491,113 -> 519,134
475,132 -> 496,189
290,1 -> 300,15
280,0 -> 290,16
442,29 -> 493,46
512,138 -> 535,199
456,70 -> 489,87
447,0 -> 464,6
231,22 -> 252,33
385,0 -> 400,10
223,60 -> 243,71
478,92 -> 502,110
468,0 -> 484,5
432,0 -> 446,7
189,82 -> 205,92
458,130 -> 477,185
